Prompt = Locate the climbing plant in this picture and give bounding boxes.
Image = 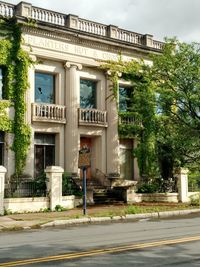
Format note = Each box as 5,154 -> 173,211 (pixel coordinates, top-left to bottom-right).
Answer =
100,59 -> 159,179
0,18 -> 32,177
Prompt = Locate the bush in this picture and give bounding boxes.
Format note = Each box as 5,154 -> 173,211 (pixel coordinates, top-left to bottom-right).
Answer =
137,183 -> 159,193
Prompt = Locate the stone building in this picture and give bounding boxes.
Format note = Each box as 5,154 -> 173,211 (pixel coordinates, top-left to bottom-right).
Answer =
0,1 -> 163,189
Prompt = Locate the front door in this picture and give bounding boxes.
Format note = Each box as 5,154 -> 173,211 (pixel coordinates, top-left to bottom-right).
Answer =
120,139 -> 134,180
80,137 -> 92,179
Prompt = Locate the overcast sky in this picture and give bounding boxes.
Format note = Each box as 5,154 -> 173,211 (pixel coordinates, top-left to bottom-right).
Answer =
3,0 -> 200,43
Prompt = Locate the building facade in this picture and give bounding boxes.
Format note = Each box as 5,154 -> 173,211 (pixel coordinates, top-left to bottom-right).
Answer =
0,1 -> 163,187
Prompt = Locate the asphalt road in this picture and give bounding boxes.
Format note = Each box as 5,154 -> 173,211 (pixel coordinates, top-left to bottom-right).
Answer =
0,215 -> 200,266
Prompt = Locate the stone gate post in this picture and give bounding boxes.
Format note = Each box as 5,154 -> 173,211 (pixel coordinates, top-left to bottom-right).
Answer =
45,166 -> 64,211
177,168 -> 189,203
0,166 -> 6,215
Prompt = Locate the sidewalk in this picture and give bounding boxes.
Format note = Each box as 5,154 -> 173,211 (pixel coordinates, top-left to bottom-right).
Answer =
0,204 -> 199,231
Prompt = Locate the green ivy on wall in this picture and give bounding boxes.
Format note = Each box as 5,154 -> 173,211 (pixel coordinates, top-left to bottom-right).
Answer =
100,58 -> 159,179
0,18 -> 32,177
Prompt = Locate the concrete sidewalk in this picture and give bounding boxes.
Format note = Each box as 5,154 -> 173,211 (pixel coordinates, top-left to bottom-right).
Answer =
0,205 -> 200,231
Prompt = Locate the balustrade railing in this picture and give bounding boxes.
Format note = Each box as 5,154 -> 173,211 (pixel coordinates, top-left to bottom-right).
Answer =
31,6 -> 65,26
119,113 -> 141,125
116,29 -> 143,45
153,40 -> 164,50
0,0 -> 163,50
32,103 -> 66,124
78,18 -> 107,36
0,2 -> 14,17
78,108 -> 108,127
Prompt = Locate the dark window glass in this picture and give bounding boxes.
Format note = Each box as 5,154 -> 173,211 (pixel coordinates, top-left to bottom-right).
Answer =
80,79 -> 96,109
34,133 -> 55,177
119,86 -> 132,112
35,73 -> 55,104
0,132 -> 4,165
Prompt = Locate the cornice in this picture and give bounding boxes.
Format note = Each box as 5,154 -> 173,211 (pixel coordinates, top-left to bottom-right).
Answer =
21,25 -> 155,60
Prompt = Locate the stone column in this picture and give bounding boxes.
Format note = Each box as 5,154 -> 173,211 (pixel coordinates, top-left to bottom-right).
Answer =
106,76 -> 120,176
0,166 -> 6,215
45,166 -> 64,211
177,168 -> 189,203
64,62 -> 82,174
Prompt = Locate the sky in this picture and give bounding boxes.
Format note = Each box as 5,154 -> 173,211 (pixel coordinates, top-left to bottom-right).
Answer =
2,0 -> 200,43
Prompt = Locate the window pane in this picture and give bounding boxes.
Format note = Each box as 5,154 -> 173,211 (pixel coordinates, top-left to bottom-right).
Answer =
80,79 -> 96,109
119,86 -> 132,111
35,73 -> 55,103
34,133 -> 55,145
45,145 -> 55,168
35,145 -> 45,176
34,132 -> 55,177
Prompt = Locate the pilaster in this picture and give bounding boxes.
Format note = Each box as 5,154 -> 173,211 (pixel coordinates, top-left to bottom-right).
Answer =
106,75 -> 120,175
64,62 -> 82,174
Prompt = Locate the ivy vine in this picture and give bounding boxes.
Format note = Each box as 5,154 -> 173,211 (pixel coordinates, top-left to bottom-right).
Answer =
100,58 -> 159,179
0,18 -> 32,178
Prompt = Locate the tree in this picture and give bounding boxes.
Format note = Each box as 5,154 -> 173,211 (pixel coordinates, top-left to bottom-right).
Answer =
151,39 -> 200,175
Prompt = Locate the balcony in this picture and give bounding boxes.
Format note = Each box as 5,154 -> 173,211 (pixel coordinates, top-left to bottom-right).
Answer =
32,103 -> 66,124
78,108 -> 108,127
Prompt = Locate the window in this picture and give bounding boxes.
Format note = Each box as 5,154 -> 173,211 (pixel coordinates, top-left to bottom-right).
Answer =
0,132 -> 4,165
80,79 -> 97,109
119,86 -> 132,112
35,73 -> 55,103
34,133 -> 55,177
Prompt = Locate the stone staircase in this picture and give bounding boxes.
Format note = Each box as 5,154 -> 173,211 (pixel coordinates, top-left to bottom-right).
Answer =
93,188 -> 124,205
73,177 -> 124,204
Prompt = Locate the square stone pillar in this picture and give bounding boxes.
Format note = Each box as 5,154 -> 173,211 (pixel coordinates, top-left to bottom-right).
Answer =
45,166 -> 64,211
15,2 -> 32,17
0,166 -> 7,215
177,168 -> 189,203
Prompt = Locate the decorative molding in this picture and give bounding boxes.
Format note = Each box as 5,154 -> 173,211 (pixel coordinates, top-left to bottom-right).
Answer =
64,61 -> 82,70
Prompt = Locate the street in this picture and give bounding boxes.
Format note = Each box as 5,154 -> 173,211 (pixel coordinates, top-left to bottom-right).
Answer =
0,215 -> 199,266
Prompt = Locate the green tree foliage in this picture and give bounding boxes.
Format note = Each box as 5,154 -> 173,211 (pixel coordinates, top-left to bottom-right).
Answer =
151,39 -> 200,175
101,39 -> 200,181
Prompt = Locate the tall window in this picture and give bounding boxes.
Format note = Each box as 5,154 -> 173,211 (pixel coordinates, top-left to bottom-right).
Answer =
34,133 -> 55,177
119,86 -> 132,112
35,73 -> 55,103
0,132 -> 4,165
80,79 -> 97,109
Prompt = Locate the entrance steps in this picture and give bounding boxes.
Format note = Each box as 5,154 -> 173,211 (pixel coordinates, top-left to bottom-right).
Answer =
73,177 -> 124,204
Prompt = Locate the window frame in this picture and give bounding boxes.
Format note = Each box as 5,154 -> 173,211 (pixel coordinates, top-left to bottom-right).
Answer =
80,79 -> 97,109
35,72 -> 56,104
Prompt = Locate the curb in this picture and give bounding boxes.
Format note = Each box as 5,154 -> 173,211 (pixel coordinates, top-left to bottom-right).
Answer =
40,208 -> 200,229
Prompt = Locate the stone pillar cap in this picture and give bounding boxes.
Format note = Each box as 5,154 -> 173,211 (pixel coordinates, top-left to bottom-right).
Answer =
45,166 -> 64,173
0,166 -> 7,173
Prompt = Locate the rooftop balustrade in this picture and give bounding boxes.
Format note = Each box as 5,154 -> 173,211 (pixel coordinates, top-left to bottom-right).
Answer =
0,0 -> 164,50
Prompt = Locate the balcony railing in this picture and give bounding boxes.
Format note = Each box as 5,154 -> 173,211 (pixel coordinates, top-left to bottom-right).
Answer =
0,1 -> 164,51
78,108 -> 108,127
118,112 -> 142,125
32,103 -> 66,124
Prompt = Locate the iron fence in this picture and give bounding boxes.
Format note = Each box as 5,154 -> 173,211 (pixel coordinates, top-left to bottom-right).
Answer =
4,181 -> 47,198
